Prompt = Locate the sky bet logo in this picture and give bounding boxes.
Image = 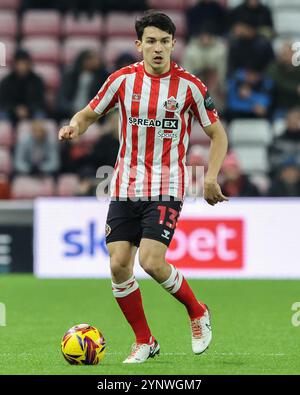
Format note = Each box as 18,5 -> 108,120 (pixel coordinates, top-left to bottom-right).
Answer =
63,222 -> 108,257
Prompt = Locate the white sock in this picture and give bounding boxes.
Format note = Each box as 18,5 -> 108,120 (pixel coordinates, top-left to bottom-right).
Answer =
160,264 -> 183,294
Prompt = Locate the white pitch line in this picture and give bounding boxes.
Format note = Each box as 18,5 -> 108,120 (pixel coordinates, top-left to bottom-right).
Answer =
105,352 -> 286,357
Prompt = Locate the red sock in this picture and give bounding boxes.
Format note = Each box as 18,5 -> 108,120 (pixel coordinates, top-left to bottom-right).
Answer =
160,264 -> 205,319
112,276 -> 152,344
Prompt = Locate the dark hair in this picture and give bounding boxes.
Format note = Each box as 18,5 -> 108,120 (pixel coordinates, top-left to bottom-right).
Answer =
135,11 -> 176,40
14,48 -> 31,62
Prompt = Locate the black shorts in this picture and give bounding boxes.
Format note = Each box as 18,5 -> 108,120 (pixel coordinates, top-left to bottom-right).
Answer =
105,196 -> 183,247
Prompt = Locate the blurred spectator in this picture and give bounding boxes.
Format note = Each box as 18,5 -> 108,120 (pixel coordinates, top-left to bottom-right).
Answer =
60,137 -> 94,174
114,53 -> 137,72
227,69 -> 273,120
228,15 -> 274,75
186,0 -> 228,39
269,108 -> 300,173
14,119 -> 59,176
21,0 -> 66,12
185,145 -> 207,198
101,0 -> 147,13
56,50 -> 109,119
220,152 -> 260,197
89,110 -> 120,172
183,23 -> 227,87
60,111 -> 119,175
268,158 -> 300,197
266,43 -> 300,118
229,0 -> 274,40
72,111 -> 120,196
0,49 -> 46,124
75,166 -> 98,196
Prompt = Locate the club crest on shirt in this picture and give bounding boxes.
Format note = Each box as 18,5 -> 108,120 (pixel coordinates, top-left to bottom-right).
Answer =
163,96 -> 179,112
132,93 -> 141,102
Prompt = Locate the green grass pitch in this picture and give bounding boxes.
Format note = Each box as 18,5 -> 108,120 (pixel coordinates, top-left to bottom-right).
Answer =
0,275 -> 299,375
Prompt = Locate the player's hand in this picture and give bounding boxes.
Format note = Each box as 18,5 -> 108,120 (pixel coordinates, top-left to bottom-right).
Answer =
58,125 -> 80,141
204,177 -> 229,206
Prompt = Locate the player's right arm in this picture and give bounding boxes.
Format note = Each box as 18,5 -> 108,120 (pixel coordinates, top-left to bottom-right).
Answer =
58,105 -> 100,140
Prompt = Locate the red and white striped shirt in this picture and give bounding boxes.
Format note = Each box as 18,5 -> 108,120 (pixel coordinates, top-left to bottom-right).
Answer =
89,61 -> 218,199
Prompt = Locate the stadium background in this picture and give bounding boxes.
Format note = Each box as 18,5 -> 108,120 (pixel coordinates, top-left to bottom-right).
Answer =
1,0 -> 300,375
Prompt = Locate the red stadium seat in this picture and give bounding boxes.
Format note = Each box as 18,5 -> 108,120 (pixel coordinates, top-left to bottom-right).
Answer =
0,0 -> 20,10
21,10 -> 61,37
0,175 -> 10,199
105,12 -> 143,37
11,176 -> 55,199
172,38 -> 185,63
0,148 -> 12,176
63,13 -> 103,37
62,37 -> 102,65
147,0 -> 187,11
189,122 -> 211,146
20,37 -> 61,64
0,38 -> 16,66
80,123 -> 102,145
104,38 -> 140,67
34,63 -> 60,91
160,11 -> 187,37
0,121 -> 13,148
16,119 -> 58,142
0,11 -> 17,38
57,174 -> 80,196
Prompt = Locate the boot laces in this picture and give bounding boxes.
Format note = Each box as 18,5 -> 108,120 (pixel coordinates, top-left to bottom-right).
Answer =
191,319 -> 203,339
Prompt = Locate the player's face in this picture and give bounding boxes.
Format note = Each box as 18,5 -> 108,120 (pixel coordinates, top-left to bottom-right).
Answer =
135,26 -> 175,75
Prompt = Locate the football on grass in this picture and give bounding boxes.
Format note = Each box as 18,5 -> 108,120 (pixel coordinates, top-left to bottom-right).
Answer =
61,324 -> 106,365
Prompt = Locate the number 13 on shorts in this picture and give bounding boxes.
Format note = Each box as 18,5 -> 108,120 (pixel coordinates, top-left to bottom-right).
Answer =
157,206 -> 179,230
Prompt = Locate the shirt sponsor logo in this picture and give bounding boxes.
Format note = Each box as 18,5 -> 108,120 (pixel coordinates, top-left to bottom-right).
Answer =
129,117 -> 179,130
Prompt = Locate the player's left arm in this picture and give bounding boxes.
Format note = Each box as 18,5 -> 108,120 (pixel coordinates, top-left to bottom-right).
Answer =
203,120 -> 229,206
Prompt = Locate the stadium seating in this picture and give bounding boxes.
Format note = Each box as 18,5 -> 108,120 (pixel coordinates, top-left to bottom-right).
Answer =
105,12 -> 143,37
273,10 -> 300,35
0,148 -> 12,176
62,37 -> 102,65
0,11 -> 17,38
16,120 -> 58,142
0,121 -> 13,148
189,122 -> 211,146
0,0 -> 20,10
272,118 -> 286,137
233,146 -> 269,174
229,119 -> 272,146
57,174 -> 80,196
172,38 -> 185,63
147,0 -> 187,11
159,11 -> 187,37
268,0 -> 300,8
21,10 -> 61,37
20,37 -> 61,63
34,63 -> 60,91
104,38 -> 140,67
63,13 -> 103,37
0,37 -> 17,66
11,176 -> 55,199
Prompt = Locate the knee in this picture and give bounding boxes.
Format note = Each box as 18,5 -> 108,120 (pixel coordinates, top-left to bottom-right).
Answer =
109,250 -> 132,278
139,248 -> 165,276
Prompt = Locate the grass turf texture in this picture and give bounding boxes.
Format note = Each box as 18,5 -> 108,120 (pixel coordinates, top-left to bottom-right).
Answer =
0,275 -> 299,375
